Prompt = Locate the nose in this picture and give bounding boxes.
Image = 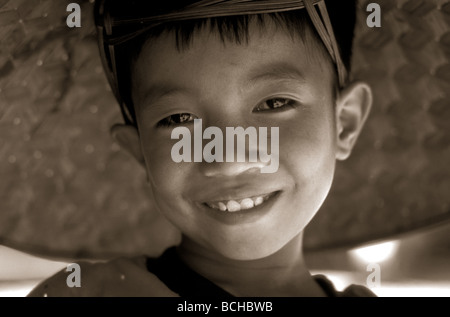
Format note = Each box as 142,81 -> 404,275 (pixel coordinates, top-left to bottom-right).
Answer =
195,109 -> 276,177
197,125 -> 271,177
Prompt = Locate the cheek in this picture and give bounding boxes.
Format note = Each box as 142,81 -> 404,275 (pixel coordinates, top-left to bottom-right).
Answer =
141,134 -> 188,197
140,134 -> 199,229
279,108 -> 337,195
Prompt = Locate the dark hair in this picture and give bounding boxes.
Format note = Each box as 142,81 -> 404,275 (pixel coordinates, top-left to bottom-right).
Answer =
110,0 -> 357,125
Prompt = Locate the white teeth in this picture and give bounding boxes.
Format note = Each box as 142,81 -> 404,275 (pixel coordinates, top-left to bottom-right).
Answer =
254,196 -> 264,206
226,200 -> 241,212
218,202 -> 227,211
206,193 -> 273,212
240,198 -> 254,209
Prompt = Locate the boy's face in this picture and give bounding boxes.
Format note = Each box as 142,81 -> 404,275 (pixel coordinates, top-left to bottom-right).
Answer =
131,20 -> 339,260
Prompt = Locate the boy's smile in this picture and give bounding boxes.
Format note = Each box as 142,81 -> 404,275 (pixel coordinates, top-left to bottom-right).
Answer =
203,191 -> 277,212
127,18 -> 363,262
195,183 -> 283,225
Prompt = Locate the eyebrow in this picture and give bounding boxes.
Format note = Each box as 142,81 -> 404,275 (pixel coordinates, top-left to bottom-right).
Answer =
138,85 -> 190,114
245,62 -> 307,88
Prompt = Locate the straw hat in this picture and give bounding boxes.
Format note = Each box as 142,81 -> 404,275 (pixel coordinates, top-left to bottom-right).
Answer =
0,0 -> 449,259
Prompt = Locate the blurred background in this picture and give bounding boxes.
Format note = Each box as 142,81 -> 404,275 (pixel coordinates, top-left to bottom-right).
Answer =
2,219 -> 450,297
0,0 -> 449,296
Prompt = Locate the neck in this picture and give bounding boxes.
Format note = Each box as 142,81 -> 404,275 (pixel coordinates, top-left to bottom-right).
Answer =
176,233 -> 325,297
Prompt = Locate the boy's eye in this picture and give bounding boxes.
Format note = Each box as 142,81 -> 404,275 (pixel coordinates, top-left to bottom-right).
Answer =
157,113 -> 197,127
254,98 -> 297,112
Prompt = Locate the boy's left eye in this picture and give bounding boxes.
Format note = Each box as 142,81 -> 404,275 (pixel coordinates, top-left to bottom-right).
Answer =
253,98 -> 297,112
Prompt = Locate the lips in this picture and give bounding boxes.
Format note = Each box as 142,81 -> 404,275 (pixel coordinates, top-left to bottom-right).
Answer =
204,192 -> 276,212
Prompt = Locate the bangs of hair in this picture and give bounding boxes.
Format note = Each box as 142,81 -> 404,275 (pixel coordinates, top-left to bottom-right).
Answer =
115,1 -> 356,125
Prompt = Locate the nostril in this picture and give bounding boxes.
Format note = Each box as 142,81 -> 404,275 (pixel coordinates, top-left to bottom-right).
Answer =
246,167 -> 262,174
202,162 -> 267,177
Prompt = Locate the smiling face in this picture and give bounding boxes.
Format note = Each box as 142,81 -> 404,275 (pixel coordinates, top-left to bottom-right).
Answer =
131,19 -> 340,260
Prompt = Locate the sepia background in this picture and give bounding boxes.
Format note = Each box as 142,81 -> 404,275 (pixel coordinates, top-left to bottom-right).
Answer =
0,0 -> 449,296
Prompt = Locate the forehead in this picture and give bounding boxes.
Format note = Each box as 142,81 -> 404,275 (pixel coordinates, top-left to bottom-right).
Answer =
131,19 -> 333,106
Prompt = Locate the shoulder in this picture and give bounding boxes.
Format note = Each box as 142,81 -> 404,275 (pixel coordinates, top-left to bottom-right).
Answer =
314,274 -> 377,297
28,255 -> 178,297
340,284 -> 377,297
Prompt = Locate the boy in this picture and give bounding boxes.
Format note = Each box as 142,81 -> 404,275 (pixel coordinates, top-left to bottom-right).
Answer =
29,0 -> 374,296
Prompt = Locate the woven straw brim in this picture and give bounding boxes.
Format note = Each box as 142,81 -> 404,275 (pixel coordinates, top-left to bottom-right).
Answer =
0,0 -> 449,259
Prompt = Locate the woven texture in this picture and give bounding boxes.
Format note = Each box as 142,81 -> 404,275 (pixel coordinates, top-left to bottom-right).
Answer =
305,0 -> 450,250
0,0 -> 449,259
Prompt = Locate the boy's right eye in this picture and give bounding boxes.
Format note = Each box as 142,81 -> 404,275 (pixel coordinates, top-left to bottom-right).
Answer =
157,113 -> 197,127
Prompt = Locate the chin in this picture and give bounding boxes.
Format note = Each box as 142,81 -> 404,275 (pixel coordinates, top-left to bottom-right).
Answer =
212,236 -> 291,262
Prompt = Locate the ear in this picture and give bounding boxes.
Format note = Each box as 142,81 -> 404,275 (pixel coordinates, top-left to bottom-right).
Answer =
110,124 -> 146,167
335,82 -> 373,161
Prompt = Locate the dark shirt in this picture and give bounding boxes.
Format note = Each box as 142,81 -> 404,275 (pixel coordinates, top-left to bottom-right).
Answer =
146,247 -> 377,297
